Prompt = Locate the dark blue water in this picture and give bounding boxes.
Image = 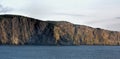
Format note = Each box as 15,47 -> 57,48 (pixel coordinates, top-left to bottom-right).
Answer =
0,46 -> 120,59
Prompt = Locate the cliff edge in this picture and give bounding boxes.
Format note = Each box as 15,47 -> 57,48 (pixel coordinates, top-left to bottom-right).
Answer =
0,14 -> 120,45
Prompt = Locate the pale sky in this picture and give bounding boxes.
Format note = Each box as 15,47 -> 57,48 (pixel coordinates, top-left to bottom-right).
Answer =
0,0 -> 120,31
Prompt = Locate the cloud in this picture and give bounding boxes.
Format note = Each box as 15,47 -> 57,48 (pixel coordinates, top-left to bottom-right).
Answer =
86,17 -> 120,24
53,13 -> 86,17
0,4 -> 12,13
105,23 -> 120,31
84,17 -> 120,31
115,17 -> 120,19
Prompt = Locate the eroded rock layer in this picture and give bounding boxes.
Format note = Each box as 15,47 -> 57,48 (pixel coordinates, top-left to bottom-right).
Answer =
0,15 -> 120,45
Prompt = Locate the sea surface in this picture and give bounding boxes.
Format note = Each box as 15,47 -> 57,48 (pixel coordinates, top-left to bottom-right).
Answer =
0,46 -> 120,59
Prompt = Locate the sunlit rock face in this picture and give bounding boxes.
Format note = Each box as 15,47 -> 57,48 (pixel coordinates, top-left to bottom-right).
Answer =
0,14 -> 120,45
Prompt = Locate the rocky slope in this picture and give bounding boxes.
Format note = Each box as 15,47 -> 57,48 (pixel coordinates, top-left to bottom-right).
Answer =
0,14 -> 120,45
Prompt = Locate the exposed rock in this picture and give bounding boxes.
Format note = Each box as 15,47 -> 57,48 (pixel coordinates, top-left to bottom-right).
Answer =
0,14 -> 120,45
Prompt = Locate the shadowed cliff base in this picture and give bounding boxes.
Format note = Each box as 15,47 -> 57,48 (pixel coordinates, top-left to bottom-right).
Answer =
0,14 -> 120,46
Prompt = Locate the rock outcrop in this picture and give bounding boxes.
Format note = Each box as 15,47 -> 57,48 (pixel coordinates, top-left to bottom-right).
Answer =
0,14 -> 120,45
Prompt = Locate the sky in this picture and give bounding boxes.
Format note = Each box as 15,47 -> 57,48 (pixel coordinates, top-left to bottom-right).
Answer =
0,0 -> 120,31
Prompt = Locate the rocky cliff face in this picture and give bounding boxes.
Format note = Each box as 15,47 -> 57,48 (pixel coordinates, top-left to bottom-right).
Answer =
0,14 -> 120,45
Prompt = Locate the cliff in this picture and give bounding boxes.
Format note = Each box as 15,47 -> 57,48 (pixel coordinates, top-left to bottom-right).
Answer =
0,14 -> 120,45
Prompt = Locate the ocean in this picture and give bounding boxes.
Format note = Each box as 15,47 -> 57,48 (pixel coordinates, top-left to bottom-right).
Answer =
0,46 -> 120,59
